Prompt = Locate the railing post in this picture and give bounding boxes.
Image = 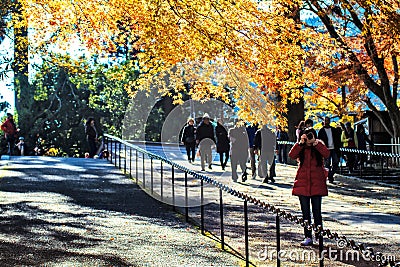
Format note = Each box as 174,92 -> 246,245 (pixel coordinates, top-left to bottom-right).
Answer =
172,166 -> 175,212
124,144 -> 127,174
220,188 -> 224,250
160,161 -> 164,200
135,150 -> 138,185
319,232 -> 324,267
129,147 -> 132,179
114,140 -> 117,167
276,214 -> 280,267
244,200 -> 249,267
142,152 -> 146,188
118,142 -> 122,169
105,136 -> 109,161
185,172 -> 189,222
109,139 -> 113,164
150,157 -> 154,194
380,156 -> 384,181
201,178 -> 204,235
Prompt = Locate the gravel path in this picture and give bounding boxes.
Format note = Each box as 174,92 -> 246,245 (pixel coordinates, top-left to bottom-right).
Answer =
0,156 -> 239,267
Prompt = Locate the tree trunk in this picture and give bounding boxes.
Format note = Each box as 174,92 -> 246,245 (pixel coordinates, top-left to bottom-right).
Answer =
13,0 -> 33,138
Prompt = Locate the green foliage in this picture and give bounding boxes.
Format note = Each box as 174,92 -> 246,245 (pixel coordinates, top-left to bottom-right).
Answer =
16,55 -> 134,157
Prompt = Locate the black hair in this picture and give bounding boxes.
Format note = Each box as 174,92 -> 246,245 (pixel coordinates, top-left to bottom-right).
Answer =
298,128 -> 323,167
86,117 -> 95,126
305,119 -> 313,126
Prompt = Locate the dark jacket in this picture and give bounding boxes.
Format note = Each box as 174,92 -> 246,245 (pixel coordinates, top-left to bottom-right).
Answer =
317,126 -> 342,154
181,124 -> 196,145
196,122 -> 215,143
215,123 -> 230,153
85,125 -> 97,141
289,142 -> 330,196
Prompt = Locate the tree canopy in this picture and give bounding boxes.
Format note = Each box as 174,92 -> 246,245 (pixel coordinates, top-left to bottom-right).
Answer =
1,0 -> 400,137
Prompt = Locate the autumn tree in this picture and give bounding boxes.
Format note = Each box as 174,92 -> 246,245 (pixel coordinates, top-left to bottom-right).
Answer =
300,0 -> 400,137
3,0 -> 400,139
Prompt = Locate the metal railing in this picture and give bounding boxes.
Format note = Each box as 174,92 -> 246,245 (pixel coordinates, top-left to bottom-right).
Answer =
104,134 -> 399,267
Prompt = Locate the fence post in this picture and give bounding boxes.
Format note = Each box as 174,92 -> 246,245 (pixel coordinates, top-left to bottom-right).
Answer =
160,161 -> 164,200
135,150 -> 138,185
124,144 -> 127,174
244,200 -> 249,267
220,188 -> 225,251
109,139 -> 113,164
118,142 -> 122,169
142,152 -> 145,188
129,147 -> 132,179
201,178 -> 204,235
276,214 -> 280,267
319,232 -> 324,267
380,156 -> 384,181
172,166 -> 175,212
114,140 -> 117,167
150,157 -> 154,194
185,172 -> 189,222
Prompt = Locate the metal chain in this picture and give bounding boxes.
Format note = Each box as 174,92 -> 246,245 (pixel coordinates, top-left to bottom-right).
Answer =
107,135 -> 400,267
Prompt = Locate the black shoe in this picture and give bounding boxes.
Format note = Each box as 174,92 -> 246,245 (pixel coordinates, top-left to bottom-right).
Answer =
263,176 -> 269,183
242,173 -> 247,182
328,178 -> 335,184
270,177 -> 275,183
208,164 -> 212,170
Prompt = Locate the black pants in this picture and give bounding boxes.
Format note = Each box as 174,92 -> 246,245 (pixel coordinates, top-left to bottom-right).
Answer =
6,135 -> 15,156
278,144 -> 287,164
88,139 -> 97,158
185,142 -> 196,161
299,196 -> 322,238
219,151 -> 229,168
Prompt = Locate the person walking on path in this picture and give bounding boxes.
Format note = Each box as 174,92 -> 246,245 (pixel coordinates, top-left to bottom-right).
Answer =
276,126 -> 289,164
215,119 -> 230,170
289,127 -> 330,246
317,117 -> 342,183
85,117 -> 98,158
246,123 -> 258,178
1,113 -> 18,156
254,125 -> 276,183
229,120 -> 249,182
341,122 -> 358,173
196,113 -> 215,171
356,124 -> 373,168
181,118 -> 196,163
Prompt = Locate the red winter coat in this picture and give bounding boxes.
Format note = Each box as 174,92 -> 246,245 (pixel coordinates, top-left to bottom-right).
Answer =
288,141 -> 330,196
1,118 -> 17,138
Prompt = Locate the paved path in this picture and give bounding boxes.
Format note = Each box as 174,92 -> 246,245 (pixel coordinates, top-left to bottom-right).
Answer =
122,143 -> 400,266
0,156 -> 239,267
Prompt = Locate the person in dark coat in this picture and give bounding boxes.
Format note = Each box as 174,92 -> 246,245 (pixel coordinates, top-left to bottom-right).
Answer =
246,123 -> 258,178
1,113 -> 18,156
289,127 -> 330,246
181,118 -> 196,163
317,117 -> 342,183
356,124 -> 373,168
215,119 -> 230,170
276,126 -> 289,164
229,120 -> 249,182
85,117 -> 98,158
254,125 -> 276,183
196,113 -> 215,171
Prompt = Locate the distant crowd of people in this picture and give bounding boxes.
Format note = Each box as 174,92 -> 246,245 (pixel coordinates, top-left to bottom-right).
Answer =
181,113 -> 282,183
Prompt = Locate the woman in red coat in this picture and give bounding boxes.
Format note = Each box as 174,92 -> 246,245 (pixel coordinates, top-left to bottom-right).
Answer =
288,127 -> 330,246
